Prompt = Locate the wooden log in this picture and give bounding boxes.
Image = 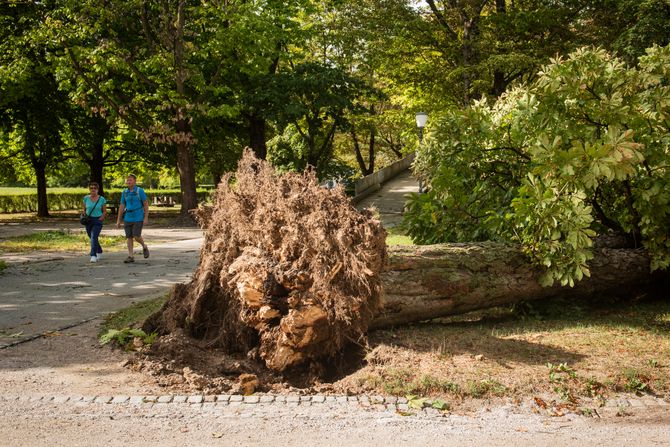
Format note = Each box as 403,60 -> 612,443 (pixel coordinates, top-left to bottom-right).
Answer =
372,242 -> 653,329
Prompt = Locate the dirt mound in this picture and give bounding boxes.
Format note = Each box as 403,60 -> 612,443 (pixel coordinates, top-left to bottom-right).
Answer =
144,150 -> 387,380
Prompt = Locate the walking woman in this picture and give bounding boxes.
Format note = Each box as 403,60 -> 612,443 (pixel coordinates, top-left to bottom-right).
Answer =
82,182 -> 107,263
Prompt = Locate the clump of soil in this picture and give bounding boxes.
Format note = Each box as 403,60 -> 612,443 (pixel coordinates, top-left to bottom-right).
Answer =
144,150 -> 387,382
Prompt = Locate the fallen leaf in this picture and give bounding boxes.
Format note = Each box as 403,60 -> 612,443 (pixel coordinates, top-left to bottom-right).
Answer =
42,331 -> 62,337
534,397 -> 547,409
212,432 -> 224,438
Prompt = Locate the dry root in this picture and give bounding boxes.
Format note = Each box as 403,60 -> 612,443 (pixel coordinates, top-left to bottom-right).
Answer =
145,150 -> 386,376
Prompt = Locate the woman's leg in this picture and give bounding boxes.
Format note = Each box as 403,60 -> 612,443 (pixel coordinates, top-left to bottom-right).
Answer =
86,222 -> 95,256
90,221 -> 103,256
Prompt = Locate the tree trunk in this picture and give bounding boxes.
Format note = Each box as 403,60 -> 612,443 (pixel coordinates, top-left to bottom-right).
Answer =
490,0 -> 507,97
34,162 -> 49,218
173,2 -> 198,216
372,242 -> 653,329
89,140 -> 105,197
175,129 -> 198,214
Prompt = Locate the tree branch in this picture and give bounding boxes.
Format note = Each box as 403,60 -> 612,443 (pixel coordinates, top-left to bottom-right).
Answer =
425,0 -> 457,39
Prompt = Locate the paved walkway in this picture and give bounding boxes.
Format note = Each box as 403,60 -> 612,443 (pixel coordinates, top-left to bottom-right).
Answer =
355,170 -> 420,227
0,231 -> 202,348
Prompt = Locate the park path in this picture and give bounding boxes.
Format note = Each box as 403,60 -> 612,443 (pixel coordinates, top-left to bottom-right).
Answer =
0,231 -> 202,348
354,170 -> 420,227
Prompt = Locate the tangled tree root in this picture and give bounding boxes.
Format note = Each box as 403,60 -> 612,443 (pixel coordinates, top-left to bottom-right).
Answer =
145,150 -> 387,377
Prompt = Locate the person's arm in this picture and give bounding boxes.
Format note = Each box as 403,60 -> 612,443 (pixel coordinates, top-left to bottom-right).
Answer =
116,193 -> 125,228
100,204 -> 107,221
140,188 -> 149,224
82,198 -> 87,215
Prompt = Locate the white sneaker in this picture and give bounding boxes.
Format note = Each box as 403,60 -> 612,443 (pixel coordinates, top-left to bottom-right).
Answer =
90,256 -> 98,263
96,253 -> 102,260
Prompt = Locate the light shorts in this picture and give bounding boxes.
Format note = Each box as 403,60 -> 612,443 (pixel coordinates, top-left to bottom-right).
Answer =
124,221 -> 144,238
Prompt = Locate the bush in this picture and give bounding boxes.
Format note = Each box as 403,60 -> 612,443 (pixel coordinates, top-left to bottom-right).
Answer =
0,187 -> 213,213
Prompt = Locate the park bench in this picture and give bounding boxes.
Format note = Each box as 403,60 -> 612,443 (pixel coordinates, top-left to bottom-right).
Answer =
153,195 -> 176,207
107,202 -> 119,214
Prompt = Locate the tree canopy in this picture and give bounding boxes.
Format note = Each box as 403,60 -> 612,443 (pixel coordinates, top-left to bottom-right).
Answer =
407,45 -> 670,285
0,0 -> 669,255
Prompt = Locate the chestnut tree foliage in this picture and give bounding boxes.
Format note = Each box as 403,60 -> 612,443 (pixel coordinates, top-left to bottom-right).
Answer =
406,46 -> 670,286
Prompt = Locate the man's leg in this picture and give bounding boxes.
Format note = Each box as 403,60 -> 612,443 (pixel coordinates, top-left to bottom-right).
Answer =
134,236 -> 149,258
126,237 -> 134,257
124,222 -> 135,262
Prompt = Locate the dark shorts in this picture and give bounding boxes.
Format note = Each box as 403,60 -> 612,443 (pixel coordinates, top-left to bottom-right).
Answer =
124,221 -> 144,238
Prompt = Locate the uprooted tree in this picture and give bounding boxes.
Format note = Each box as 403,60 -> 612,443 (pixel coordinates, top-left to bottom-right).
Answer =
145,150 -> 388,374
145,150 -> 661,378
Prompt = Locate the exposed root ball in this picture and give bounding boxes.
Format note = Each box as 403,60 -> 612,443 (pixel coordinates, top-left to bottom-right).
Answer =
145,150 -> 387,375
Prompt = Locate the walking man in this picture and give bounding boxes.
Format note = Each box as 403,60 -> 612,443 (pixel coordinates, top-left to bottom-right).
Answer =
116,174 -> 150,263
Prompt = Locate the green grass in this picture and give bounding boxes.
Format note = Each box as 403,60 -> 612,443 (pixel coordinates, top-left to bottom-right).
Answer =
100,294 -> 168,335
385,225 -> 415,246
0,187 -> 90,195
0,186 -> 213,195
0,260 -> 6,272
386,234 -> 414,245
0,230 -> 126,252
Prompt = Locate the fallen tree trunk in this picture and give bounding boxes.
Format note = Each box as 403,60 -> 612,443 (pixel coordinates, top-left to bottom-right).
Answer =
145,152 -> 660,378
373,243 -> 653,329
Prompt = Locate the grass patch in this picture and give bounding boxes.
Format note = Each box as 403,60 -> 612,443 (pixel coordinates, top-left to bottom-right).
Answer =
0,260 -> 6,272
338,295 -> 670,407
0,230 -> 126,253
100,294 -> 167,335
385,225 -> 414,246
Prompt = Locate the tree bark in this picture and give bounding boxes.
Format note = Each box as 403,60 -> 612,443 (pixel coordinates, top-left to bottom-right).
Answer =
173,1 -> 198,216
372,242 -> 654,329
175,116 -> 198,213
88,140 -> 105,197
34,162 -> 49,218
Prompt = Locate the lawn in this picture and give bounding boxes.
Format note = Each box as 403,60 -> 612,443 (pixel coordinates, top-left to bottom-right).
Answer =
0,230 -> 127,253
336,295 -> 670,412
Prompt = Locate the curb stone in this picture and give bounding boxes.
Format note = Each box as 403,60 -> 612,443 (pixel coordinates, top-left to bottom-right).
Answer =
1,394 -> 667,417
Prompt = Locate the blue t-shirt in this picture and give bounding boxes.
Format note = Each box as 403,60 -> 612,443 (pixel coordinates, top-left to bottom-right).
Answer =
121,187 -> 147,222
83,195 -> 106,218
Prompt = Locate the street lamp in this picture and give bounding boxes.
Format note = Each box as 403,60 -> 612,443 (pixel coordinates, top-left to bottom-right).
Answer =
415,112 -> 428,144
415,112 -> 428,193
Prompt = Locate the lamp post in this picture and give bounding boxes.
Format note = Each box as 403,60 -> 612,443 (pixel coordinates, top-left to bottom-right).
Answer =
415,112 -> 428,193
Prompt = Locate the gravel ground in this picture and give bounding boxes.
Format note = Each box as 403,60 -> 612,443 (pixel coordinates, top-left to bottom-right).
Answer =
1,395 -> 669,447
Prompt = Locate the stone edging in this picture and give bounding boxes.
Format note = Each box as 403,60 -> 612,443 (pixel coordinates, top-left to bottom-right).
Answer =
1,393 -> 668,417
